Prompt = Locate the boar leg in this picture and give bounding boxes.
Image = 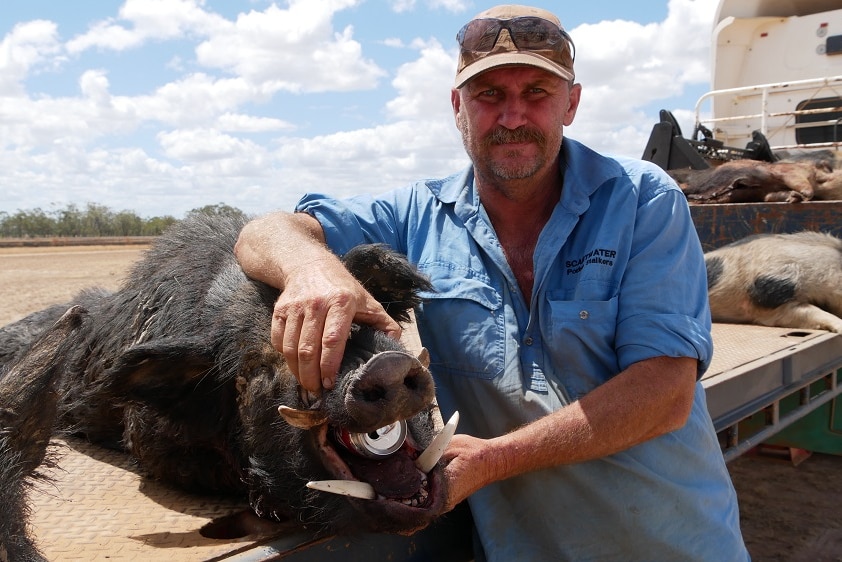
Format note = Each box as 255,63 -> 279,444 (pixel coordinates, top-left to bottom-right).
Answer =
0,306 -> 86,562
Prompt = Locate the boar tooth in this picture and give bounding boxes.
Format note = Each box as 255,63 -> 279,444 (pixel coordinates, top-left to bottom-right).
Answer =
278,405 -> 327,429
306,480 -> 377,500
414,411 -> 460,473
417,347 -> 430,368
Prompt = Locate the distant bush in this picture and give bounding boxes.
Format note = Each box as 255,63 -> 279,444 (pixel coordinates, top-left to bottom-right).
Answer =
0,202 -> 246,238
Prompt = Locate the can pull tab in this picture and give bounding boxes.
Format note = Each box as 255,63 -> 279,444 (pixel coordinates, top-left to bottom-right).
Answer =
336,420 -> 407,458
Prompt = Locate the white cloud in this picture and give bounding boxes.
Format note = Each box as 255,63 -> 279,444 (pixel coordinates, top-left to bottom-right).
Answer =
216,113 -> 295,133
385,38 -> 455,120
194,0 -> 384,93
66,0 -> 226,53
0,20 -> 63,95
158,128 -> 263,162
388,0 -> 417,13
427,0 -> 472,12
388,0 -> 470,15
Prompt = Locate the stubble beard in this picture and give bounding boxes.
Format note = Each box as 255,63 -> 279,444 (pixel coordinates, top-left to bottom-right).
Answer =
457,112 -> 558,184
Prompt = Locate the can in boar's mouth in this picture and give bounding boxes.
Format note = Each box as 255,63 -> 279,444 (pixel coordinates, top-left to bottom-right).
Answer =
335,420 -> 407,458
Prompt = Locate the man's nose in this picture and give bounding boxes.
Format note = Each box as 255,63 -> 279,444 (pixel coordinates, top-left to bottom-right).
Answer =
498,96 -> 529,130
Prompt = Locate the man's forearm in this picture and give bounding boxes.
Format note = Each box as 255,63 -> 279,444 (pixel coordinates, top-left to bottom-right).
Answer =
234,211 -> 333,289
486,356 -> 696,479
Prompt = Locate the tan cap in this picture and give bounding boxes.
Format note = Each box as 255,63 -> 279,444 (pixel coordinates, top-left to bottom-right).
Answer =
454,5 -> 574,88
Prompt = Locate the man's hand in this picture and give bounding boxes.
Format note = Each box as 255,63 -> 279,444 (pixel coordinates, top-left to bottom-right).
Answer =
271,257 -> 401,393
441,433 -> 499,512
234,211 -> 401,394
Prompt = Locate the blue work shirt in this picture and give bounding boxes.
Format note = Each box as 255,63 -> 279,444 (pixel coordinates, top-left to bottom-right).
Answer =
297,138 -> 749,561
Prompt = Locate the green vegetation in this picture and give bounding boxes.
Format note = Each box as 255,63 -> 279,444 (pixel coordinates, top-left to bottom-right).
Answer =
0,203 -> 247,238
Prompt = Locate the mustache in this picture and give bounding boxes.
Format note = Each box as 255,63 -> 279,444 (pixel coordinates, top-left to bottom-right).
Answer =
484,126 -> 546,147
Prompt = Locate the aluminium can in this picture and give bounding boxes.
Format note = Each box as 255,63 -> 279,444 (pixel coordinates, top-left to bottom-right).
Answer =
334,420 -> 407,458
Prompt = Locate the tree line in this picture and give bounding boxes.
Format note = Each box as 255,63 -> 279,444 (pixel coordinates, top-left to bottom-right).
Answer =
0,203 -> 247,238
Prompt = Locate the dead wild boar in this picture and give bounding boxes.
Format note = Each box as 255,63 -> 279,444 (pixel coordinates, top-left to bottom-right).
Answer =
673,159 -> 842,204
0,213 -> 451,538
0,307 -> 85,562
705,231 -> 842,332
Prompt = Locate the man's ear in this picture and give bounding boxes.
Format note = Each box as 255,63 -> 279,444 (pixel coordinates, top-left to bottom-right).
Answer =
563,82 -> 582,126
451,88 -> 462,120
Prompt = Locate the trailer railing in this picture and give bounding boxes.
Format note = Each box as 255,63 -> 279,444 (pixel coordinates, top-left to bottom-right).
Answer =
693,75 -> 842,151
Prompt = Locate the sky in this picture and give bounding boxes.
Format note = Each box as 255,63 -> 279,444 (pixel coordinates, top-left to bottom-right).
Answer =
0,0 -> 719,219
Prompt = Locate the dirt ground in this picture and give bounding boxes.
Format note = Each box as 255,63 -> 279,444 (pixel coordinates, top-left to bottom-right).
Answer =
3,245 -> 842,561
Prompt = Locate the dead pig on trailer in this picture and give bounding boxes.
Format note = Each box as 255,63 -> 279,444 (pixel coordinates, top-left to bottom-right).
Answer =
643,110 -> 842,461
23,316 -> 475,561
29,324 -> 842,561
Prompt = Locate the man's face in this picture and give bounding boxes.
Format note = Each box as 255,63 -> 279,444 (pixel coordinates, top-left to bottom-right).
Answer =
452,66 -> 580,183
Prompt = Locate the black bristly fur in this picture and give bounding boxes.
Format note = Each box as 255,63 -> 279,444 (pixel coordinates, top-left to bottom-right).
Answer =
0,213 -> 443,541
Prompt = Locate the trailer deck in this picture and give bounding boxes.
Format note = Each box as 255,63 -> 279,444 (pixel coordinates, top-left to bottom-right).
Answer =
703,324 -> 842,461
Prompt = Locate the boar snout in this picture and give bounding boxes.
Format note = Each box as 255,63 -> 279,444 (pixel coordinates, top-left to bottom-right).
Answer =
343,350 -> 434,432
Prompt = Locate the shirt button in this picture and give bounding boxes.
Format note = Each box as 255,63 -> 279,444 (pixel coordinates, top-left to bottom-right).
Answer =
579,310 -> 589,320
524,337 -> 534,346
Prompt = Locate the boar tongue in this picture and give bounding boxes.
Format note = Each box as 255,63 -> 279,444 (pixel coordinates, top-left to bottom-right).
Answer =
344,454 -> 422,498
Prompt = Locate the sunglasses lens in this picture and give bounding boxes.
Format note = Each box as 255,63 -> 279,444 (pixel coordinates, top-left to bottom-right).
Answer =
458,20 -> 503,52
508,17 -> 565,50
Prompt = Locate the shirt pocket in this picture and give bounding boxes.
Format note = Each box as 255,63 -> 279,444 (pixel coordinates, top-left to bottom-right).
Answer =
547,296 -> 620,398
416,265 -> 505,380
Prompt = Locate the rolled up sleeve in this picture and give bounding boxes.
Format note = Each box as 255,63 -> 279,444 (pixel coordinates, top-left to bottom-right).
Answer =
614,184 -> 713,378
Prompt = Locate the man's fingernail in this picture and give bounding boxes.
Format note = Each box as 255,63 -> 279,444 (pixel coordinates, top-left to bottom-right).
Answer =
322,377 -> 333,389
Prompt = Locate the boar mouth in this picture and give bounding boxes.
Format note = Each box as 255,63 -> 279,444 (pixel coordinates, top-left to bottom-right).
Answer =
312,422 -> 436,509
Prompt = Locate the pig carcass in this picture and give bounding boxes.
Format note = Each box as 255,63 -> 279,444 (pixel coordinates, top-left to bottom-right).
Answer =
705,231 -> 842,333
672,157 -> 842,204
0,213 -> 451,541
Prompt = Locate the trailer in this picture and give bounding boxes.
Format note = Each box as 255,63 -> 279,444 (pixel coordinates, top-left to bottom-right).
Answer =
643,0 -> 842,463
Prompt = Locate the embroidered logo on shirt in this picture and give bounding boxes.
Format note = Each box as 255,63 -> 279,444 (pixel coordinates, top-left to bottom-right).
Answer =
565,248 -> 617,275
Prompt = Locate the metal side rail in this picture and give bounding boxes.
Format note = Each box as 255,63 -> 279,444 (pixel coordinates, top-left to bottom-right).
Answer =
702,324 -> 842,462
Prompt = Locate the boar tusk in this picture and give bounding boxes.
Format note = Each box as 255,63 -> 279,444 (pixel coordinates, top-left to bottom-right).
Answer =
414,411 -> 459,473
417,347 -> 430,368
306,479 -> 377,500
278,405 -> 328,429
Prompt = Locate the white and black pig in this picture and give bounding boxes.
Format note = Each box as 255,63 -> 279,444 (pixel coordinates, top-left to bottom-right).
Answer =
0,213 -> 452,552
705,231 -> 842,333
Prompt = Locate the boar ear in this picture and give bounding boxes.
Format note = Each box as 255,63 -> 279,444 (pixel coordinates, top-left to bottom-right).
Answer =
103,337 -> 217,408
341,244 -> 434,324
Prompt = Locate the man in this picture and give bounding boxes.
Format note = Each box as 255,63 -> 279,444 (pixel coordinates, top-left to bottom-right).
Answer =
234,4 -> 750,560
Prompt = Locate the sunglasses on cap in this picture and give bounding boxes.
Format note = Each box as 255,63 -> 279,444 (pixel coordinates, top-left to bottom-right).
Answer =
456,16 -> 575,61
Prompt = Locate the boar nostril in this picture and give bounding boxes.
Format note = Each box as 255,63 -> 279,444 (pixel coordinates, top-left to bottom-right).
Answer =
404,373 -> 421,391
359,385 -> 387,403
